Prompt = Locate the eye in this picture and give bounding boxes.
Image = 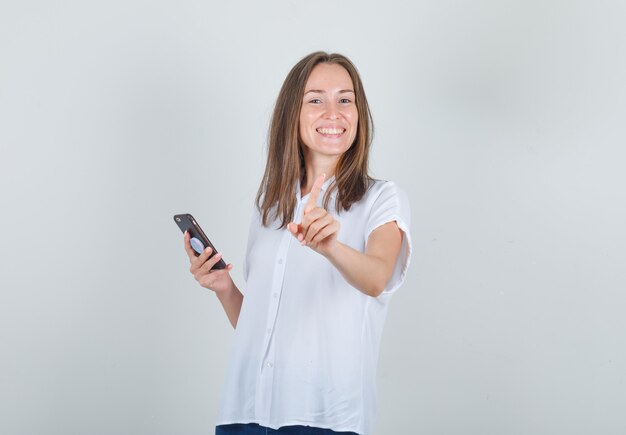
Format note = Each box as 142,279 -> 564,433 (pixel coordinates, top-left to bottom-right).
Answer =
308,98 -> 322,104
339,98 -> 352,104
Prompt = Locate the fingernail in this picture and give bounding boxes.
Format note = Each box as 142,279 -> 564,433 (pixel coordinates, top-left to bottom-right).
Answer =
215,252 -> 222,258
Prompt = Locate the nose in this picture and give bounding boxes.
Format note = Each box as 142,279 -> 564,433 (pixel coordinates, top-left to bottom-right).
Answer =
323,102 -> 340,120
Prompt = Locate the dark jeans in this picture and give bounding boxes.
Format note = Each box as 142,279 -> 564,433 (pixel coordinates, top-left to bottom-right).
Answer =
216,423 -> 359,435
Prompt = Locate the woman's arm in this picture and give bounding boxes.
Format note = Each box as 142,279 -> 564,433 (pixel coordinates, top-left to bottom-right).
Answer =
185,231 -> 244,328
288,175 -> 404,297
214,279 -> 244,328
324,222 -> 403,297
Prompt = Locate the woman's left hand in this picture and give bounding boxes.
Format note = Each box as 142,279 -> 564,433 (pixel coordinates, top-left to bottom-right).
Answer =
288,174 -> 340,257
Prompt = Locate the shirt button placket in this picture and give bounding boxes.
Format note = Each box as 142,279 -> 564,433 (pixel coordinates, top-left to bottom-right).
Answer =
257,226 -> 293,419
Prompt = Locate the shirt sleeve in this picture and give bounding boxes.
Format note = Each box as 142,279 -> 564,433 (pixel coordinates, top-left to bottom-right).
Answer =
364,181 -> 412,295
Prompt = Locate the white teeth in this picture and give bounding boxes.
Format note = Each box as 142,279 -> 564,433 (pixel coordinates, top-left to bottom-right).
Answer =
317,128 -> 344,135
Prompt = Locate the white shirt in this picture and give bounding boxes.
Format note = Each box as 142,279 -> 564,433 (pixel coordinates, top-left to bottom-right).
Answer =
216,178 -> 412,435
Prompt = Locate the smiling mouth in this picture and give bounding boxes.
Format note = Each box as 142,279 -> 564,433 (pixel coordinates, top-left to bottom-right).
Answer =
316,127 -> 346,135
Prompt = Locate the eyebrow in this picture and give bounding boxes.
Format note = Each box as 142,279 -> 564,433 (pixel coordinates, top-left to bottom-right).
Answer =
304,89 -> 355,95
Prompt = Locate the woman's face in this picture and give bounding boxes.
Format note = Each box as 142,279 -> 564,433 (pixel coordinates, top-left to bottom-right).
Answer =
299,63 -> 358,162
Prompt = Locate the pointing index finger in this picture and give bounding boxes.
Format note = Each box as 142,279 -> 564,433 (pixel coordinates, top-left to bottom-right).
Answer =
305,173 -> 326,214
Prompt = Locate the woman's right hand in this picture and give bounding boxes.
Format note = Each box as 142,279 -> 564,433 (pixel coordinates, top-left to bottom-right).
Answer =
184,231 -> 234,294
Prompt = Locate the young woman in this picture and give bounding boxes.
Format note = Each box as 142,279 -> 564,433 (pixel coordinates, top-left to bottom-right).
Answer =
183,52 -> 412,435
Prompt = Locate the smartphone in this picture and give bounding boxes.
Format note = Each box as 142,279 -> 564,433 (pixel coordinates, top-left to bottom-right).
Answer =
173,213 -> 227,270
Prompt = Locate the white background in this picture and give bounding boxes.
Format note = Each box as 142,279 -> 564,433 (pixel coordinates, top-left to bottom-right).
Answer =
1,1 -> 625,434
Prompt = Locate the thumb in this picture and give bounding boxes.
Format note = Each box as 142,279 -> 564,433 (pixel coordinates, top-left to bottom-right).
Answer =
288,223 -> 300,235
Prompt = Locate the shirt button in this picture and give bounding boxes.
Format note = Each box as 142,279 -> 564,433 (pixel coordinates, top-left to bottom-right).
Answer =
266,362 -> 273,368
273,293 -> 278,298
278,258 -> 283,264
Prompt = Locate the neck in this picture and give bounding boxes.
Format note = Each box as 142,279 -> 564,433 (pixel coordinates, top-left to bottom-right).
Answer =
302,157 -> 337,196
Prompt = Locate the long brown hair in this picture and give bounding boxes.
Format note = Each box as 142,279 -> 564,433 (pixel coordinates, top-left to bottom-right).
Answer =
256,51 -> 374,228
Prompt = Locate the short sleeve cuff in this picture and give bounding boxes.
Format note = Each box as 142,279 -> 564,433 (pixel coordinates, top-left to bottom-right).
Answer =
365,182 -> 412,295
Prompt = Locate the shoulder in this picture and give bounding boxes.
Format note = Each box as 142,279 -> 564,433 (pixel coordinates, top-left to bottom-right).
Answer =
362,179 -> 411,229
364,179 -> 410,207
